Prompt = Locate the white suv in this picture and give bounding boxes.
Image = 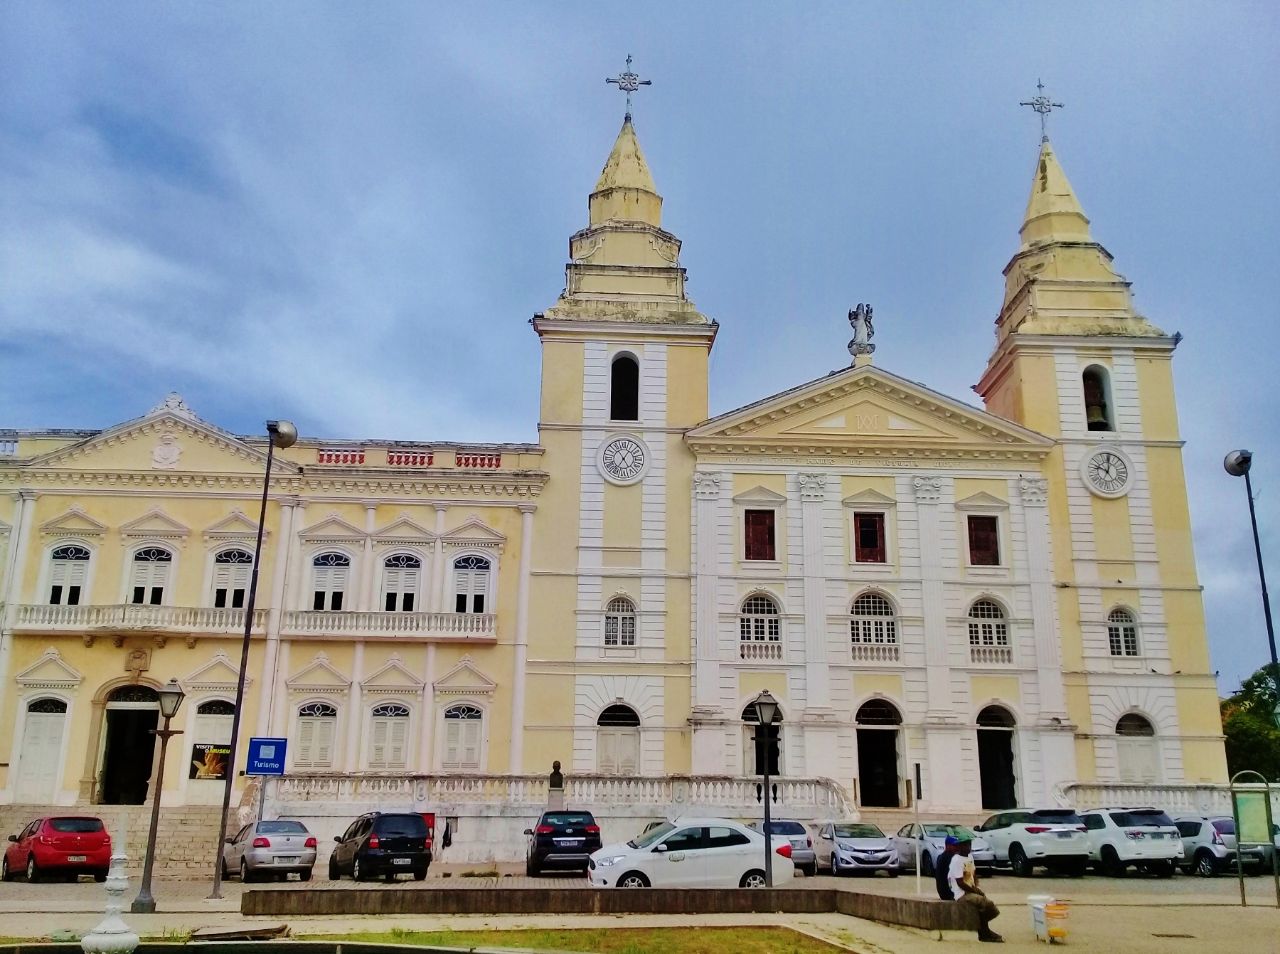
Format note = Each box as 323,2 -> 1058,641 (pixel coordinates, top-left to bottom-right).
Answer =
1080,807 -> 1180,877
975,808 -> 1089,877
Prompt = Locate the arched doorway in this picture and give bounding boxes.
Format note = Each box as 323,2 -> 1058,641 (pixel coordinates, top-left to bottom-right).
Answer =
1115,713 -> 1159,782
597,704 -> 641,775
976,705 -> 1018,809
741,703 -> 782,776
855,700 -> 902,808
16,698 -> 68,802
99,685 -> 159,805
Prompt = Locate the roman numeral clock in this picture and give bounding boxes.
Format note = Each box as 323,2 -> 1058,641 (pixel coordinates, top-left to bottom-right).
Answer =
1081,447 -> 1133,498
598,434 -> 649,486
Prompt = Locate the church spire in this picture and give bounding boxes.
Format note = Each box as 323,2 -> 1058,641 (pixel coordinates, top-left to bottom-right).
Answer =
590,117 -> 661,227
1020,139 -> 1091,248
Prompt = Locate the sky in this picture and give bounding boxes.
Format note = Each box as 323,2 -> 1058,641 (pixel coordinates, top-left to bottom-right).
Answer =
2,2 -> 1277,695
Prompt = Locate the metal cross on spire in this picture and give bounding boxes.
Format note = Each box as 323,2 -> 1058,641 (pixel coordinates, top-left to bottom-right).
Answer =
1020,79 -> 1064,143
606,55 -> 652,121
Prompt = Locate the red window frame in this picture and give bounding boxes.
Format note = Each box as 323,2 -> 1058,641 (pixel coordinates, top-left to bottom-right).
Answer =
967,515 -> 1001,566
853,512 -> 886,563
744,510 -> 776,562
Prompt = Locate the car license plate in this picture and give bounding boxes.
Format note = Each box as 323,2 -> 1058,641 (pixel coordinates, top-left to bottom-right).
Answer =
393,857 -> 412,865
67,855 -> 87,863
276,856 -> 300,864
556,838 -> 582,847
1055,831 -> 1073,839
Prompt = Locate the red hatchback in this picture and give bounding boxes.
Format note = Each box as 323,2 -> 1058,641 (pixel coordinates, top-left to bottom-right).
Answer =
2,816 -> 111,882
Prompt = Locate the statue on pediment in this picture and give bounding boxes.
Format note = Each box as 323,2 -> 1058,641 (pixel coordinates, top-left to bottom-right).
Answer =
848,303 -> 875,358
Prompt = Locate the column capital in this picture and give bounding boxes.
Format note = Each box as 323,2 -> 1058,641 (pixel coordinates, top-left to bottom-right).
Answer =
16,489 -> 36,502
913,475 -> 943,505
279,494 -> 301,508
797,473 -> 827,501
693,471 -> 722,500
433,502 -> 450,514
517,503 -> 537,515
1018,476 -> 1049,507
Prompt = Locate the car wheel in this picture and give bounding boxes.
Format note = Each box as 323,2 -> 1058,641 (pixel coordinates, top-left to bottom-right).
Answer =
831,855 -> 844,877
0,857 -> 11,882
1101,846 -> 1124,877
240,859 -> 254,884
740,869 -> 768,888
25,856 -> 39,883
1066,858 -> 1087,878
94,869 -> 108,883
1009,844 -> 1032,878
617,871 -> 649,888
352,857 -> 367,882
886,867 -> 898,879
384,871 -> 396,883
328,856 -> 341,880
1193,851 -> 1217,878
803,862 -> 817,878
1154,860 -> 1175,879
220,857 -> 230,880
921,852 -> 935,877
413,868 -> 427,881
526,857 -> 538,877
299,868 -> 313,882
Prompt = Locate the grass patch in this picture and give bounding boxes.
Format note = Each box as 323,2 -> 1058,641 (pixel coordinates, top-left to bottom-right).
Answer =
310,926 -> 845,953
459,869 -> 501,878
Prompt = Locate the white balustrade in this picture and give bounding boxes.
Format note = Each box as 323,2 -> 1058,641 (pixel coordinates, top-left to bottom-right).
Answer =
16,603 -> 266,634
1059,781 -> 1280,816
969,644 -> 1013,665
739,640 -> 783,661
851,642 -> 900,663
282,610 -> 497,640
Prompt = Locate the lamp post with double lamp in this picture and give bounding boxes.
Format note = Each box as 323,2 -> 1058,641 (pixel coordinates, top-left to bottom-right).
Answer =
131,678 -> 185,914
1225,450 -> 1280,726
208,419 -> 298,899
751,689 -> 781,887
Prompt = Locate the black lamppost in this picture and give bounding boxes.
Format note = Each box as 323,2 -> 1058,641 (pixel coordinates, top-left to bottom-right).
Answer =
1225,450 -> 1280,726
131,678 -> 185,913
751,689 -> 781,887
208,419 -> 297,899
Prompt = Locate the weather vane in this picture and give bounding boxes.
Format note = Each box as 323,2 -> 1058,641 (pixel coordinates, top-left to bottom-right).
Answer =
1020,79 -> 1064,143
606,54 -> 652,121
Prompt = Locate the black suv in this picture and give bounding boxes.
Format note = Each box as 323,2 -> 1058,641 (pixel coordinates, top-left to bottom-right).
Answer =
524,810 -> 601,875
329,812 -> 430,882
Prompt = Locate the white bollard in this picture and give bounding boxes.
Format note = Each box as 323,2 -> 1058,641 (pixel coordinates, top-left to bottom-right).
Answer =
81,826 -> 139,954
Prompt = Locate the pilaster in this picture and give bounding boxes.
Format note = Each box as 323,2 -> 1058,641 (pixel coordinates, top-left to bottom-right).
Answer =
508,504 -> 536,772
798,473 -> 831,709
914,476 -> 953,722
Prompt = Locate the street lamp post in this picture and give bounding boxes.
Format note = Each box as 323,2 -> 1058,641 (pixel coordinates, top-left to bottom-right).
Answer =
208,419 -> 297,899
1225,450 -> 1279,724
131,678 -> 185,914
751,689 -> 781,887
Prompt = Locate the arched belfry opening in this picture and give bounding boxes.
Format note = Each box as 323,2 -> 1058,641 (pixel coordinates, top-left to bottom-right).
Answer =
976,705 -> 1019,810
610,354 -> 639,421
99,684 -> 160,805
1082,365 -> 1115,431
855,699 -> 902,808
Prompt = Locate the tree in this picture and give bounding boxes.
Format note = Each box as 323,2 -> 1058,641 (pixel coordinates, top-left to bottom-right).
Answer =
1221,662 -> 1280,781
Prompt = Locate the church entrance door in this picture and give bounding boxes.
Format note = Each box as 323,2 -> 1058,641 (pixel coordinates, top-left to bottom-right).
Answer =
99,686 -> 159,805
976,705 -> 1018,810
855,700 -> 902,808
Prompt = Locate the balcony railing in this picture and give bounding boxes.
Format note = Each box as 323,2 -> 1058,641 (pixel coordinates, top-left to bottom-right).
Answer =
851,642 -> 900,663
1058,782 -> 1280,816
739,640 -> 783,662
282,610 -> 497,640
969,644 -> 1013,666
14,603 -> 266,634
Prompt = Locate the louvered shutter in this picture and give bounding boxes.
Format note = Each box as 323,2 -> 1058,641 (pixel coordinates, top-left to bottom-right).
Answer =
313,717 -> 335,767
370,718 -> 389,766
297,718 -> 316,766
131,558 -> 170,604
443,720 -> 462,768
387,717 -> 408,768
618,729 -> 639,775
598,729 -> 618,774
460,719 -> 481,768
49,559 -> 88,605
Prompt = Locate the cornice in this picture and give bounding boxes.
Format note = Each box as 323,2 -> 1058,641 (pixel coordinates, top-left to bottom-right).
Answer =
685,442 -> 1051,463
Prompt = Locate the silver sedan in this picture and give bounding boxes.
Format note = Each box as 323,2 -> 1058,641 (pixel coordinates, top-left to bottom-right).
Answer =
221,819 -> 317,882
894,822 -> 995,875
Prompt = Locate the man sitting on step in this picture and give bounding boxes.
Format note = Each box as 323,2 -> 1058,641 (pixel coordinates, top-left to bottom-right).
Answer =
947,834 -> 1003,943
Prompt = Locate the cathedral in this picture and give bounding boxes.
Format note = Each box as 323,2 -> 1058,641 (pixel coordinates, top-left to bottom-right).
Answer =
0,95 -> 1226,840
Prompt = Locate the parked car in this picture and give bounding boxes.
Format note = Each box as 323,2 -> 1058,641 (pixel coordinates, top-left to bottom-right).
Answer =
975,808 -> 1088,877
814,821 -> 899,877
524,810 -> 603,875
893,822 -> 995,875
588,817 -> 794,888
1174,815 -> 1267,877
328,812 -> 431,882
221,819 -> 317,882
2,816 -> 111,883
748,820 -> 816,876
1079,807 -> 1179,877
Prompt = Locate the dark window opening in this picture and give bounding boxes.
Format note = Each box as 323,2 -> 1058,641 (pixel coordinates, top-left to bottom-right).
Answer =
854,512 -> 886,563
967,515 -> 1000,566
1082,365 -> 1115,431
610,354 -> 639,421
744,509 -> 776,561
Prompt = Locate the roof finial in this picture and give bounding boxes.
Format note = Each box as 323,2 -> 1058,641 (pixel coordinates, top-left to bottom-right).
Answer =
1020,79 -> 1064,143
847,303 -> 876,367
606,54 -> 652,122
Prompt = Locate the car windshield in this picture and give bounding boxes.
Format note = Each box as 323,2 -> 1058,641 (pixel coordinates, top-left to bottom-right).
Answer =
49,818 -> 104,833
258,820 -> 307,834
764,821 -> 806,835
1212,819 -> 1236,835
1110,810 -> 1173,828
374,815 -> 427,836
1031,810 -> 1082,825
543,813 -> 594,827
834,824 -> 884,838
923,824 -> 974,839
629,821 -> 675,849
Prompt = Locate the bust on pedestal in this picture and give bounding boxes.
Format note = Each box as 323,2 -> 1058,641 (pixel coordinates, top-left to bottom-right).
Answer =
548,760 -> 565,810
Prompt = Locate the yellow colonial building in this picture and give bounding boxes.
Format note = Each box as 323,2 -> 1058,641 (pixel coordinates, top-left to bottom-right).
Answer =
0,111 -> 1227,855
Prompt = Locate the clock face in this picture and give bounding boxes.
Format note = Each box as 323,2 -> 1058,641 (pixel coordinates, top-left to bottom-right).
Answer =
599,435 -> 648,484
1084,449 -> 1132,497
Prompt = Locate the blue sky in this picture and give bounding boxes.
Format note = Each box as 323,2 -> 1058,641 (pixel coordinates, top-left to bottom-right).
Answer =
3,2 -> 1277,694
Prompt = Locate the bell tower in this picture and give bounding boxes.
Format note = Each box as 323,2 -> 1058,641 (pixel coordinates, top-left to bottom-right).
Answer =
975,121 -> 1227,785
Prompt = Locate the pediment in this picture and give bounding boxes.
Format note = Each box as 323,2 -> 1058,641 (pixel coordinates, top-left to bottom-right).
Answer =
39,507 -> 108,539
433,655 -> 496,696
373,515 -> 436,545
442,517 -> 506,546
23,396 -> 301,476
286,653 -> 351,692
842,489 -> 897,508
120,509 -> 190,541
687,365 -> 1052,460
203,511 -> 262,542
955,491 -> 1010,510
362,654 -> 425,694
183,652 -> 252,690
298,513 -> 366,541
732,486 -> 788,505
15,648 -> 83,689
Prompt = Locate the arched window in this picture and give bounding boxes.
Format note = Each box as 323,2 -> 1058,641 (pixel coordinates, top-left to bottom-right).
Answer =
977,704 -> 1016,728
597,704 -> 641,775
369,703 -> 410,770
1115,713 -> 1158,783
609,353 -> 639,422
739,595 -> 782,660
442,704 -> 484,771
193,700 -> 235,775
130,546 -> 173,605
968,600 -> 1010,663
1107,608 -> 1140,657
453,555 -> 490,614
604,597 -> 636,647
48,544 -> 90,606
213,549 -> 253,609
851,593 -> 897,650
382,553 -> 422,612
976,705 -> 1018,809
855,699 -> 903,725
311,552 -> 350,611
295,702 -> 338,768
1082,365 -> 1115,431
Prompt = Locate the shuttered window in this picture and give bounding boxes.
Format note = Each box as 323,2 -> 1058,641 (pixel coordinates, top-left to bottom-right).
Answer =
129,547 -> 173,605
1116,714 -> 1158,782
744,510 -> 776,561
212,549 -> 253,609
597,704 -> 641,775
853,513 -> 886,563
453,556 -> 490,614
295,702 -> 338,768
442,704 -> 483,771
967,515 -> 1001,566
382,554 -> 422,612
193,700 -> 235,757
311,553 -> 350,611
368,703 -> 410,770
48,545 -> 90,605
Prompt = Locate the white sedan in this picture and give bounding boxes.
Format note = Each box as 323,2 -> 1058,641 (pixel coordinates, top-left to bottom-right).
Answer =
588,817 -> 795,888
894,822 -> 995,875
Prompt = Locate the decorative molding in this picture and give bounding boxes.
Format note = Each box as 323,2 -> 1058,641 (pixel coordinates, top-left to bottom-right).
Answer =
442,516 -> 507,548
731,485 -> 787,506
38,506 -> 107,539
912,475 -> 944,504
119,508 -> 191,541
203,510 -> 263,543
298,513 -> 366,545
14,647 -> 83,690
842,489 -> 897,509
433,654 -> 497,697
1018,477 -> 1049,507
372,515 -> 436,547
150,431 -> 183,470
361,653 -> 425,696
797,473 -> 827,501
147,392 -> 198,420
182,651 -> 252,691
693,471 -> 722,500
286,652 -> 352,695
954,491 -> 1010,511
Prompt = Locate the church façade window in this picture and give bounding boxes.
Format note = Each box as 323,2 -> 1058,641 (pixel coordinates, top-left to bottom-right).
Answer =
48,544 -> 91,606
1082,365 -> 1115,432
609,353 -> 639,421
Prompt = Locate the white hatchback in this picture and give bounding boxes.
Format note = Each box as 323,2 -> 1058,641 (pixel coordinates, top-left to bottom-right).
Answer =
588,817 -> 795,889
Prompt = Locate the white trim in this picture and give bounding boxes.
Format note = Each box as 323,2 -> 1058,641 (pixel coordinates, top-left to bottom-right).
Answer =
119,540 -> 179,606
35,539 -> 97,609
8,691 -> 74,805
